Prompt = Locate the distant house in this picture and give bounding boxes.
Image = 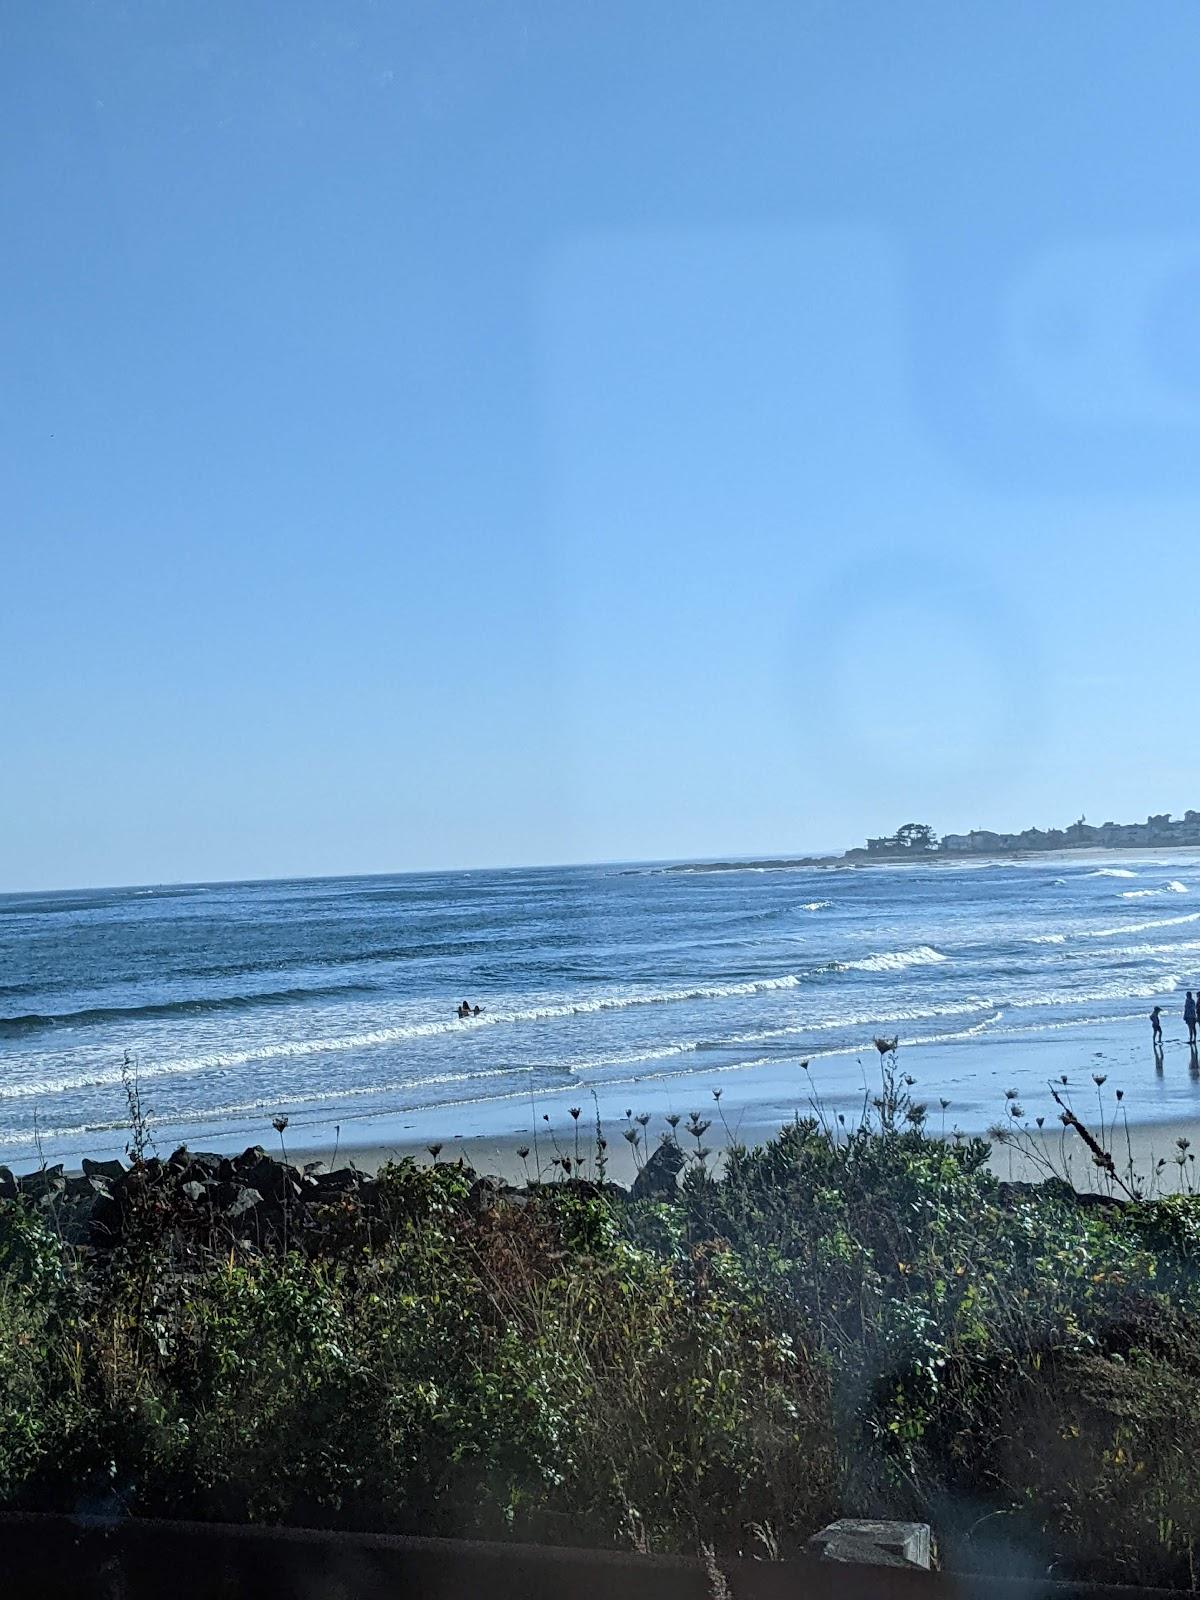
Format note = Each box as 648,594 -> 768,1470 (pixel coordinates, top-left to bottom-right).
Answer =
1064,817 -> 1098,846
853,808 -> 1200,860
967,830 -> 1005,853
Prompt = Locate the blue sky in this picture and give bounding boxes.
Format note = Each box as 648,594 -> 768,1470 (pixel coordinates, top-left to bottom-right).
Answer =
5,2 -> 1200,889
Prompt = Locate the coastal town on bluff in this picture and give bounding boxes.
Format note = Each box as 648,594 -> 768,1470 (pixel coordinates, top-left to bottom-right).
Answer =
847,811 -> 1200,860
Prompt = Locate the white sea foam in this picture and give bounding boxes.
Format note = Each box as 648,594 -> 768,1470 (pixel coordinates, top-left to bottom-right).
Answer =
729,1010 -> 1009,1066
1028,910 -> 1200,943
1017,977 -> 1179,1007
1088,868 -> 1139,878
902,1011 -> 1005,1047
1101,939 -> 1200,960
799,900 -> 831,912
1121,881 -> 1188,898
564,1041 -> 700,1073
568,997 -> 1006,1071
700,1010 -> 1007,1077
0,1058 -> 523,1107
833,945 -> 947,973
0,974 -> 823,1101
719,998 -> 995,1049
0,1074 -> 546,1148
11,952 -> 980,1104
1083,911 -> 1200,938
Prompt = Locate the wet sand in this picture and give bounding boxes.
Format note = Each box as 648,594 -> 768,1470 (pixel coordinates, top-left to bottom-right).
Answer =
12,1008 -> 1200,1195
278,1009 -> 1200,1195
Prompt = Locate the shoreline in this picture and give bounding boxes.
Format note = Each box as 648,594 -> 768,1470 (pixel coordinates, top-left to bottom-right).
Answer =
661,843 -> 1200,873
12,1093 -> 1200,1199
13,1116 -> 1196,1198
290,1099 -> 1200,1194
9,995 -> 1200,1186
271,1113 -> 1200,1197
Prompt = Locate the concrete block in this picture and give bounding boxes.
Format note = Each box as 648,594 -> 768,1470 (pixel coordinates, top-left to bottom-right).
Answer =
807,1519 -> 932,1569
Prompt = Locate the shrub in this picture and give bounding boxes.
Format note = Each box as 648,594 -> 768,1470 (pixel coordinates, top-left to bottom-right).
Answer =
6,1095 -> 1200,1581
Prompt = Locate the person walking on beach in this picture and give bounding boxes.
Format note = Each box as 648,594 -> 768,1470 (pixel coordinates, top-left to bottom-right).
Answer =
1151,1005 -> 1164,1047
1186,992 -> 1198,1046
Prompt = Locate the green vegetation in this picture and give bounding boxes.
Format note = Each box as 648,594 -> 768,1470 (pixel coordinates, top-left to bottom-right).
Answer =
3,1057 -> 1200,1585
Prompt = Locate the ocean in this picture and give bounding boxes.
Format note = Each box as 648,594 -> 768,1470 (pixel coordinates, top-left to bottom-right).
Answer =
4,853 -> 1200,1168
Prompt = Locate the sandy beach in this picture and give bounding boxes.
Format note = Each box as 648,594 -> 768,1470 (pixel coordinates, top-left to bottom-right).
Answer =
243,1007 -> 1200,1194
247,1010 -> 1200,1199
11,1005 -> 1200,1196
292,1105 -> 1200,1198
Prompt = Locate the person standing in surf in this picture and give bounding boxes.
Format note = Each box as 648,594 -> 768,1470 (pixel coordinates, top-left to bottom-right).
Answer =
1186,992 -> 1198,1047
1151,1005 -> 1164,1049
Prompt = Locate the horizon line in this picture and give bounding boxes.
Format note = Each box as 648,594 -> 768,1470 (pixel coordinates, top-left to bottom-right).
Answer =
0,845 -> 851,899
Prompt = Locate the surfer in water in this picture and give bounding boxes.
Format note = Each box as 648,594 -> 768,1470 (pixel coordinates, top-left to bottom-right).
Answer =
456,1000 -> 484,1018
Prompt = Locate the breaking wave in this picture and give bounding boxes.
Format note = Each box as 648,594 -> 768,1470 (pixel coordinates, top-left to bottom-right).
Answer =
833,945 -> 948,974
0,975 -> 825,1102
1029,911 -> 1200,943
1084,911 -> 1200,938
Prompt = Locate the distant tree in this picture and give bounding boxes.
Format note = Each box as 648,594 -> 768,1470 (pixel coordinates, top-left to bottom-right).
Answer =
895,822 -> 937,852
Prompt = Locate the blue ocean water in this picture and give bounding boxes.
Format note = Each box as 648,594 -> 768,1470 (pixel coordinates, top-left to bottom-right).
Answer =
3,853 -> 1200,1164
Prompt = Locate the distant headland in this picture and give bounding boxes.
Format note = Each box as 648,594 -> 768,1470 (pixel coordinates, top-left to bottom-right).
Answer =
657,809 -> 1200,874
847,810 -> 1200,860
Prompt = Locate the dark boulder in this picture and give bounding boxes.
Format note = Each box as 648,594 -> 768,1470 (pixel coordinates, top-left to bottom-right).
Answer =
244,1157 -> 301,1203
558,1177 -> 626,1202
187,1152 -> 227,1178
630,1139 -> 686,1202
0,1166 -> 16,1201
214,1183 -> 263,1220
19,1165 -> 65,1200
168,1149 -> 225,1179
234,1145 -> 267,1173
87,1192 -> 123,1243
82,1157 -> 125,1183
312,1168 -> 361,1197
66,1173 -> 110,1200
1075,1188 -> 1128,1211
230,1186 -> 263,1220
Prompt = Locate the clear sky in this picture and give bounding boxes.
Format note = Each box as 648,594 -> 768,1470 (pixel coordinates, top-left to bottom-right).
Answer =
5,2 -> 1200,890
